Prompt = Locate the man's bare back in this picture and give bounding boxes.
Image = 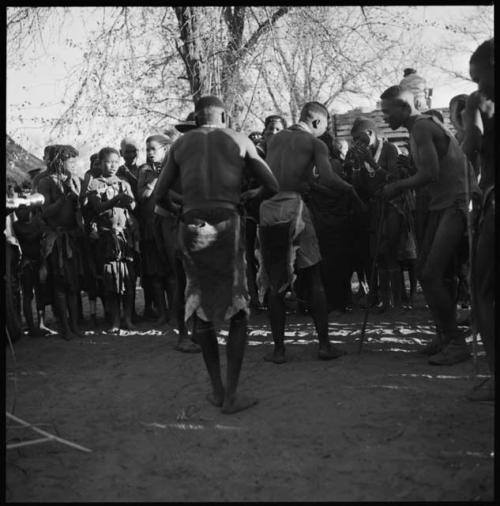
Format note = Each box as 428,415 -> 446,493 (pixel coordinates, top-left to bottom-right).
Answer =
266,125 -> 354,196
265,129 -> 317,192
156,126 -> 277,212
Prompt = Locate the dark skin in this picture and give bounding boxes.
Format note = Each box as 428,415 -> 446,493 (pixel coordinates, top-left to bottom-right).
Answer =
351,128 -> 404,312
380,97 -> 449,199
465,58 -> 495,384
381,94 -> 468,356
13,207 -> 56,337
38,157 -> 83,341
138,141 -> 172,327
155,104 -> 279,414
87,153 -> 136,333
263,110 -> 363,364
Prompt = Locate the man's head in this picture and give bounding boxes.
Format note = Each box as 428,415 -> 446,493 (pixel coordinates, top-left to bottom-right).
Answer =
262,115 -> 287,141
120,137 -> 139,166
47,144 -> 79,175
469,38 -> 494,101
299,101 -> 329,137
194,96 -> 226,127
98,147 -> 121,177
350,116 -> 379,147
146,134 -> 172,165
379,85 -> 417,130
248,131 -> 262,145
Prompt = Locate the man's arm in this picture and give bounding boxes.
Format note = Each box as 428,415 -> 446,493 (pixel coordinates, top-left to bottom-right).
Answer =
383,122 -> 438,199
243,137 -> 279,198
400,122 -> 439,189
461,91 -> 483,162
153,148 -> 181,213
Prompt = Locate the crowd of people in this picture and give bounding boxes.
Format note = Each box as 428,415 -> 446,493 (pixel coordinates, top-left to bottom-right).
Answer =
5,38 -> 494,411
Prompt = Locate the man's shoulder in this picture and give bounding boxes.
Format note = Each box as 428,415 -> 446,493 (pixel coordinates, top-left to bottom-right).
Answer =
411,115 -> 437,138
382,140 -> 399,155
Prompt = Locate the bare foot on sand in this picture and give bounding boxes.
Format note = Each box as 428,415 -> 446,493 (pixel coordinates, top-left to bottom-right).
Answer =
175,336 -> 201,353
222,395 -> 258,414
122,319 -> 137,331
318,344 -> 345,360
264,349 -> 286,364
206,391 -> 225,408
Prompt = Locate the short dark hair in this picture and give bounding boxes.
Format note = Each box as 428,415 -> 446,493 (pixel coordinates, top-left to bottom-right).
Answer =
195,96 -> 225,112
300,101 -> 328,121
351,116 -> 378,135
470,38 -> 494,68
379,85 -> 416,110
380,85 -> 404,101
264,115 -> 287,129
98,147 -> 120,161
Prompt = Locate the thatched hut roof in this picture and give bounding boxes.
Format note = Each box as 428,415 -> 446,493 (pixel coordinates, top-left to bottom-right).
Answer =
6,134 -> 44,186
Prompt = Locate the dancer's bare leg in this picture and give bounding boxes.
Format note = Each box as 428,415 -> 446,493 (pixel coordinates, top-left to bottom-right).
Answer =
222,311 -> 258,414
193,315 -> 225,407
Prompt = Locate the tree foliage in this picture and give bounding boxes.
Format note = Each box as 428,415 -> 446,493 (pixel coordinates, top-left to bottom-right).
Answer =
6,5 -> 494,155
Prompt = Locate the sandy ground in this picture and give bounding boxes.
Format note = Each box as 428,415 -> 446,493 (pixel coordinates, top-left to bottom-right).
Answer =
5,288 -> 494,502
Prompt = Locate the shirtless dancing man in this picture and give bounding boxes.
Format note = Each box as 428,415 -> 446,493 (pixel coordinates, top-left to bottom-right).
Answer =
260,101 -> 364,364
155,96 -> 278,414
380,86 -> 472,365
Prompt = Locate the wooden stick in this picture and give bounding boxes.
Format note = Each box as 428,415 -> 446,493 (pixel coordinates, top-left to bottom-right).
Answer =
7,437 -> 52,450
463,161 -> 479,376
6,412 -> 92,453
358,198 -> 385,354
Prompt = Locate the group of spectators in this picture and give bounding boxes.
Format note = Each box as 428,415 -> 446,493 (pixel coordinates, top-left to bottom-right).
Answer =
5,39 -> 494,408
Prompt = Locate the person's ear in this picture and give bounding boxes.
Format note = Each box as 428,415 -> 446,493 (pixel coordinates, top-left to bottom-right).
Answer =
312,119 -> 319,129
